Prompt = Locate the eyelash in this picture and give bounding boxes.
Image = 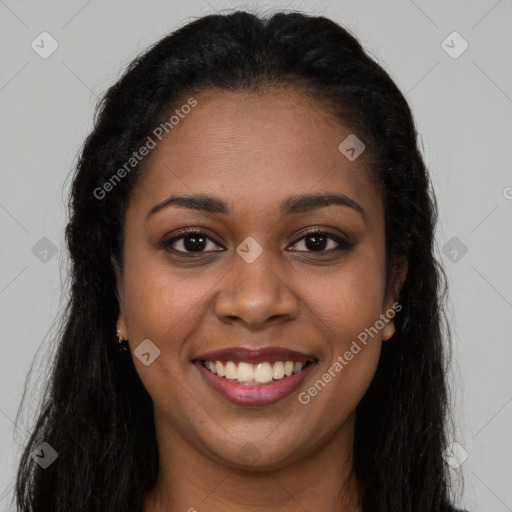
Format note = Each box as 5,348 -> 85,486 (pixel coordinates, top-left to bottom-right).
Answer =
161,228 -> 354,256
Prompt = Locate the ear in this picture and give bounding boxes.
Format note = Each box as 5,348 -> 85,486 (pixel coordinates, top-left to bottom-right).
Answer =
382,257 -> 408,340
111,255 -> 127,336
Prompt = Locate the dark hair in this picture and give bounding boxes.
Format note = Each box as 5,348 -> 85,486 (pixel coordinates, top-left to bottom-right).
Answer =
14,9 -> 455,512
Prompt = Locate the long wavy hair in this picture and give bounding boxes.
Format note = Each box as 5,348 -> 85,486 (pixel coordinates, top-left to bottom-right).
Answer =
13,9 -> 455,512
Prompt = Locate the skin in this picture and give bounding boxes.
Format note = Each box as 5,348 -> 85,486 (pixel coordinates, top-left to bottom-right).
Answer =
113,88 -> 407,512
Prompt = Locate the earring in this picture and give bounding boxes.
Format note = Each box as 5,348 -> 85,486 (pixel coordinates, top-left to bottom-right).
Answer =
114,328 -> 129,352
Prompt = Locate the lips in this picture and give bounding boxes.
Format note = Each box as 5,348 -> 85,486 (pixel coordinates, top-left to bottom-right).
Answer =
194,346 -> 315,363
193,346 -> 318,407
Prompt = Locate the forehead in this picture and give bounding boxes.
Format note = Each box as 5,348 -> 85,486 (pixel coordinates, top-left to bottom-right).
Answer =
129,88 -> 382,223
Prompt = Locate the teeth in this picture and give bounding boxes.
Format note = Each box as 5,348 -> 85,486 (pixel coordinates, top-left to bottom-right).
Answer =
237,362 -> 253,382
203,360 -> 311,384
254,362 -> 273,383
272,361 -> 285,379
225,361 -> 238,380
215,361 -> 225,377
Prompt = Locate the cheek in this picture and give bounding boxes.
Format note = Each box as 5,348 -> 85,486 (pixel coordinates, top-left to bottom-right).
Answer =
122,254 -> 212,340
294,252 -> 385,406
297,250 -> 386,343
120,251 -> 223,404
120,258 -> 211,419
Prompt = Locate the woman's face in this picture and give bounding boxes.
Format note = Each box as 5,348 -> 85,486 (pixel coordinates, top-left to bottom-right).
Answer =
115,88 -> 405,469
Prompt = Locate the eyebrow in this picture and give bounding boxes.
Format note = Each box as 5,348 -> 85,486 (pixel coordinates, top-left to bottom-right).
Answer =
146,192 -> 366,221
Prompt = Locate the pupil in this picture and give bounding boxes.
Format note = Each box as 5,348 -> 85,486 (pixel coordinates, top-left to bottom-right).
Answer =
184,235 -> 206,251
306,234 -> 326,251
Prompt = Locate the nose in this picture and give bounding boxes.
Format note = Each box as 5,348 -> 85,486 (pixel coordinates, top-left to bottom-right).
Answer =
213,251 -> 299,330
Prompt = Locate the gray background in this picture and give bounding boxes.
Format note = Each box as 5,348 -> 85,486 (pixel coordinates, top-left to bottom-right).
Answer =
1,0 -> 511,510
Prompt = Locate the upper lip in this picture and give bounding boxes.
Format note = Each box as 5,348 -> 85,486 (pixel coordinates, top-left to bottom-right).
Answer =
194,346 -> 317,364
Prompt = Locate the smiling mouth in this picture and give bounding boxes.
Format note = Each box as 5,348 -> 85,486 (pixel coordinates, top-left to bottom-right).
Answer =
199,359 -> 316,385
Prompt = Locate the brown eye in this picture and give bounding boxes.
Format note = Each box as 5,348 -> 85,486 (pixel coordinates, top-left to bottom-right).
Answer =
162,230 -> 223,254
161,228 -> 354,257
288,230 -> 354,253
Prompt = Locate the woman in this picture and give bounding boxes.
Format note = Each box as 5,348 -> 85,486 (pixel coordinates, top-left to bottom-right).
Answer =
14,10 -> 466,512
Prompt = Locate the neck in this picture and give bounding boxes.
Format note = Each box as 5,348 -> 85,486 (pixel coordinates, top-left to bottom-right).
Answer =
144,412 -> 361,512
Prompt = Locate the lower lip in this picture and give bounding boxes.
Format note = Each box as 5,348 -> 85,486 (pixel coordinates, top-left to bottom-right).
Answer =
194,361 -> 317,407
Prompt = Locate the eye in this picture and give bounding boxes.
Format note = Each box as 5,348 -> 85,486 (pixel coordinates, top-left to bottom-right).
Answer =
288,230 -> 353,254
161,229 -> 223,254
161,228 -> 354,256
